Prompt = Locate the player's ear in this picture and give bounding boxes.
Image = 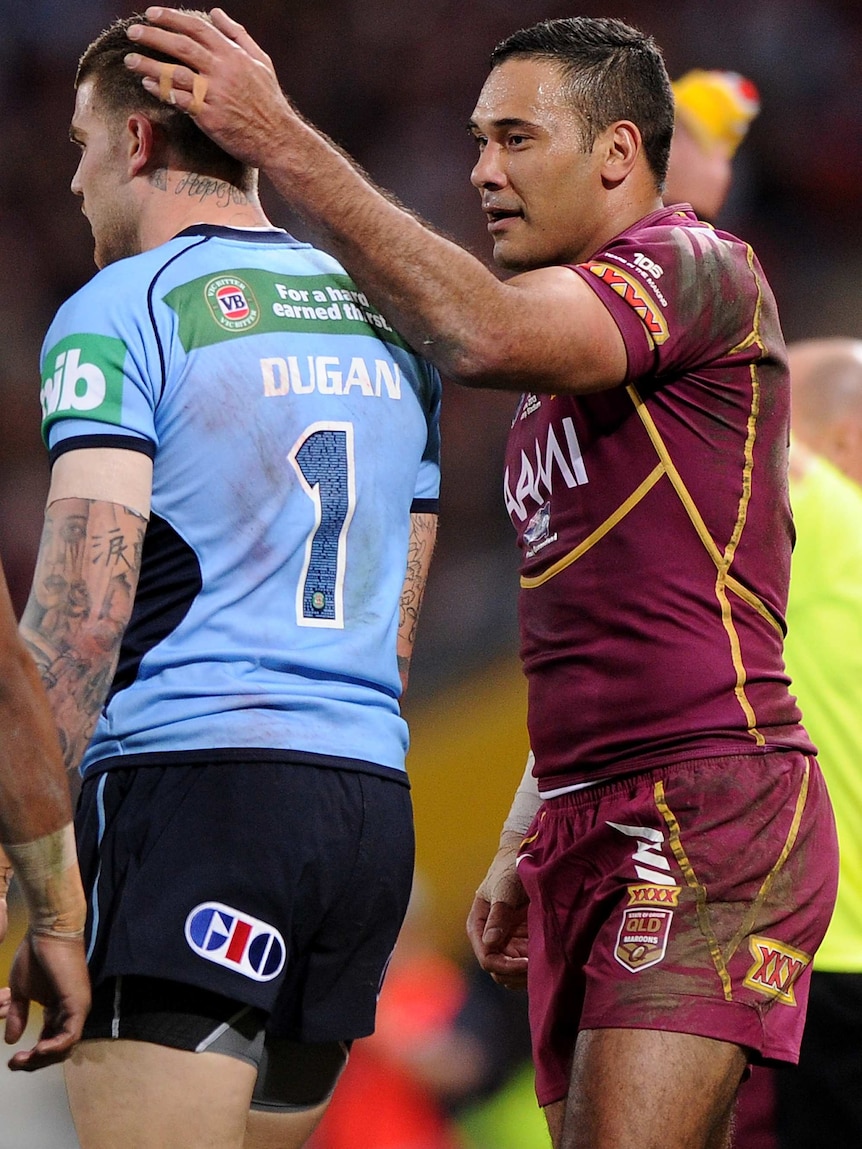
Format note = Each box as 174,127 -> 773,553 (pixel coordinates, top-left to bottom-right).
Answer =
600,121 -> 640,187
125,112 -> 158,177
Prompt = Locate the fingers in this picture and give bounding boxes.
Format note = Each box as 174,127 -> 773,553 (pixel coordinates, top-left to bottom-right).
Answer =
466,895 -> 491,958
209,8 -> 273,66
127,20 -> 210,74
3,995 -> 29,1049
466,894 -> 529,989
7,1022 -> 81,1072
128,61 -> 203,119
158,61 -> 177,104
188,73 -> 209,117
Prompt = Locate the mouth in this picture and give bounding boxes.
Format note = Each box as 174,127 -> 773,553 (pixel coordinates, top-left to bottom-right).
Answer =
483,205 -> 523,233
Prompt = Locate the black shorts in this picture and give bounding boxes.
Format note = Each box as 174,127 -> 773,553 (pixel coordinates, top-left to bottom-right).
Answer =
75,758 -> 414,1042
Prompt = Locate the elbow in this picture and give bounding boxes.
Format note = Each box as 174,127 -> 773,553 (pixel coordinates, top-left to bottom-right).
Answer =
442,335 -> 527,392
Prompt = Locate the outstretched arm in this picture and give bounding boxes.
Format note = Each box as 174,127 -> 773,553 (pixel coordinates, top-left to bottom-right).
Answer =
124,8 -> 628,396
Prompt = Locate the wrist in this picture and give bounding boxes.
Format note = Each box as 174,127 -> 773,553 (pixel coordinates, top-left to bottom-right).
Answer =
2,824 -> 86,938
501,751 -> 542,836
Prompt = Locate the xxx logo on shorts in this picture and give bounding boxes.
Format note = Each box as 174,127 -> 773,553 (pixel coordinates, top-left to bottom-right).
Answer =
185,902 -> 286,982
743,935 -> 810,1006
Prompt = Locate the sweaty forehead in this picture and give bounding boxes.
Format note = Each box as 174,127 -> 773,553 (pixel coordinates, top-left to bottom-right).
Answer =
470,57 -> 574,130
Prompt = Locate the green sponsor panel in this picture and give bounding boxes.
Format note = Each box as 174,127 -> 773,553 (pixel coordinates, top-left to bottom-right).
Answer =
164,270 -> 410,352
40,332 -> 128,441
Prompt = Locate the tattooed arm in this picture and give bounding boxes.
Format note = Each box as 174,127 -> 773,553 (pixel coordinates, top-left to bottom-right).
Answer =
19,449 -> 153,773
397,512 -> 437,695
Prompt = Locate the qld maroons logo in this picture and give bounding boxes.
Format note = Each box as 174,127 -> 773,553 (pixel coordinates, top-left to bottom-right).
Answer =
614,884 -> 680,973
185,902 -> 286,981
205,275 -> 260,332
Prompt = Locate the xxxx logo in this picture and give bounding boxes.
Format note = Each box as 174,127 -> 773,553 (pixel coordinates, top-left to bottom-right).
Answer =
743,936 -> 810,1006
626,883 -> 681,907
585,262 -> 669,345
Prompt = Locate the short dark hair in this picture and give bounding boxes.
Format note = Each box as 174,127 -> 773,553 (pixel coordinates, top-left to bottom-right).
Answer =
491,17 -> 674,188
76,11 -> 253,191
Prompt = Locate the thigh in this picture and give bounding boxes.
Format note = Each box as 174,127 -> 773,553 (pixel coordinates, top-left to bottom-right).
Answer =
65,1039 -> 257,1149
558,1028 -> 746,1149
518,752 -> 837,1107
244,1107 -> 329,1149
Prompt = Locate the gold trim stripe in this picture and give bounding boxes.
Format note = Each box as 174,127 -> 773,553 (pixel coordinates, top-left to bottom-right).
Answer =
725,758 -> 810,960
654,780 -> 733,1001
520,463 -> 665,588
625,380 -> 773,745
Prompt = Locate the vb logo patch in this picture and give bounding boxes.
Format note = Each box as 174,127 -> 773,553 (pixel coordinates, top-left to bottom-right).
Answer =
205,275 -> 260,332
614,884 -> 680,973
185,902 -> 286,982
744,936 -> 810,1005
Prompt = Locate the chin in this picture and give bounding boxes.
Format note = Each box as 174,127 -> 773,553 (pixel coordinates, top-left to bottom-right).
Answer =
492,243 -> 532,272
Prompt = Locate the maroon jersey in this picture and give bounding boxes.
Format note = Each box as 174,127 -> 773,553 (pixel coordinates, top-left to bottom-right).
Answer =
506,205 -> 814,789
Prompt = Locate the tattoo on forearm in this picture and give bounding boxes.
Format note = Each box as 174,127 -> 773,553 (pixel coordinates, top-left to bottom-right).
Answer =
398,513 -> 437,681
21,499 -> 146,771
174,172 -> 249,207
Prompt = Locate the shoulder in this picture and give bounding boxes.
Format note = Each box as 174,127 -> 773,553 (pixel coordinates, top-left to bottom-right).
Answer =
46,238 -> 209,341
602,206 -> 753,272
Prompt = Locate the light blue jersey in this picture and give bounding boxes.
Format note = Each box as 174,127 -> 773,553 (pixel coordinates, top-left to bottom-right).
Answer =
40,226 -> 441,780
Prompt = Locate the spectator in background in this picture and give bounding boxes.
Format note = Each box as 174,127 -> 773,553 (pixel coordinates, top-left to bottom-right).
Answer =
666,69 -> 760,220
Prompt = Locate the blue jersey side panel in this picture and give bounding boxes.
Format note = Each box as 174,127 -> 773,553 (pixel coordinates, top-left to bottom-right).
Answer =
40,228 -> 442,777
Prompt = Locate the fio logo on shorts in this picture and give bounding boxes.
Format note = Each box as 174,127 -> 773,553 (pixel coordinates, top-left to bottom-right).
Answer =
185,902 -> 286,982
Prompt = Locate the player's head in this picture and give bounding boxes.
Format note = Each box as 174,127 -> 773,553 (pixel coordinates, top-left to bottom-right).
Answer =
76,12 -> 252,190
490,19 -> 674,187
665,70 -> 760,220
789,338 -> 862,488
72,12 -> 254,268
470,17 -> 673,271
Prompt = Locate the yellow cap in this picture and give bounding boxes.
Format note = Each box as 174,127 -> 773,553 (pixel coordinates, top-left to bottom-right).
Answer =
672,69 -> 760,158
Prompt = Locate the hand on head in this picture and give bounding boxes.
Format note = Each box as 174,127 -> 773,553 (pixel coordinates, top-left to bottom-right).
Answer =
124,7 -> 289,168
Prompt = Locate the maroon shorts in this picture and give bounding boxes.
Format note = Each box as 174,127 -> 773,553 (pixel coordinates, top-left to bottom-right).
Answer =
516,752 -> 838,1107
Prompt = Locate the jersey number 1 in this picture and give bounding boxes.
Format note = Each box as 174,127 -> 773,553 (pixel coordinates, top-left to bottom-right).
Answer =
288,421 -> 356,629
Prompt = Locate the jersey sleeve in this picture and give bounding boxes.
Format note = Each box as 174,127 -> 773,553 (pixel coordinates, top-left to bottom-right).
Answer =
39,264 -> 163,464
411,360 -> 442,512
572,214 -> 769,384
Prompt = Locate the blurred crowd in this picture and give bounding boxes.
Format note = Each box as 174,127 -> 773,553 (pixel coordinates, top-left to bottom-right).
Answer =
2,0 -> 862,697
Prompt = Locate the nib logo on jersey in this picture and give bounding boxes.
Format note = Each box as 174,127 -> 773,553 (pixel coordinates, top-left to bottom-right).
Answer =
40,333 -> 126,432
185,902 -> 286,982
